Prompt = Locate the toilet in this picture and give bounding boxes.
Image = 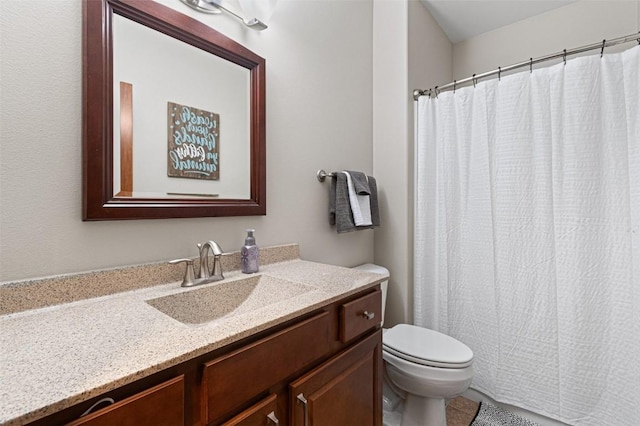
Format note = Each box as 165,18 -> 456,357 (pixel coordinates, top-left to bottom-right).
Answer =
353,264 -> 474,426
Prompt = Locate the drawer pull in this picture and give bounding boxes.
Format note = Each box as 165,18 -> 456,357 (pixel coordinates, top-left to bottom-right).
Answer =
267,411 -> 279,425
362,311 -> 375,320
297,393 -> 308,426
80,397 -> 115,417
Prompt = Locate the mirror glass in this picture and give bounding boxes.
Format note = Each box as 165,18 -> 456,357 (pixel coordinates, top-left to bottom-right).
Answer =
83,0 -> 266,220
112,15 -> 250,199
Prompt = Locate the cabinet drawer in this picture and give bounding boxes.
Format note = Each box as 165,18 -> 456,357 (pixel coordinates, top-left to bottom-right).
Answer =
66,375 -> 184,426
340,290 -> 381,343
221,393 -> 279,426
202,311 -> 332,424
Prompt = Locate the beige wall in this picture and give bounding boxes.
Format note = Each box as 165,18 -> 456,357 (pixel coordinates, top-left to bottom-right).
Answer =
0,0 -> 374,281
453,0 -> 640,80
373,0 -> 409,326
373,0 -> 452,326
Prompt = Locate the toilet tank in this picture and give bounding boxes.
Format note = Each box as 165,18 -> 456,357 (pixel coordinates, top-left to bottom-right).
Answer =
353,264 -> 389,327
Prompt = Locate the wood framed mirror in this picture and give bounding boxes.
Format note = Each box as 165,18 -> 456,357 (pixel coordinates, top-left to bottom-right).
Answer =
83,0 -> 265,220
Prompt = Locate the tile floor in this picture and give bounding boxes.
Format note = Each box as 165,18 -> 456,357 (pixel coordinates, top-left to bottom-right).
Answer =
446,396 -> 480,426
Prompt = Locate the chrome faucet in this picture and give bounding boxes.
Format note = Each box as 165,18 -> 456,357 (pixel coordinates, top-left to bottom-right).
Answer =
170,240 -> 225,287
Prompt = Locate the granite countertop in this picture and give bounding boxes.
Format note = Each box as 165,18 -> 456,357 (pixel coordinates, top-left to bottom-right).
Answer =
0,247 -> 387,425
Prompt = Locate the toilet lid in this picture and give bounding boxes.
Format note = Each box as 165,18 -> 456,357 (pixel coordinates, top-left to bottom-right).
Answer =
383,324 -> 473,368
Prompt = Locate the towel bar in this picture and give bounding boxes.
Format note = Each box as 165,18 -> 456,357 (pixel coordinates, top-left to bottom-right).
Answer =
316,169 -> 336,182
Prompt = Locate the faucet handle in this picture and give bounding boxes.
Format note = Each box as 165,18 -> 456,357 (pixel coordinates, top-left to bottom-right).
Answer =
169,258 -> 196,287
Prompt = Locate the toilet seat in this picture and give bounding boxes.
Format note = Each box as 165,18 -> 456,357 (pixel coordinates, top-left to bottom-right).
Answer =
383,324 -> 473,369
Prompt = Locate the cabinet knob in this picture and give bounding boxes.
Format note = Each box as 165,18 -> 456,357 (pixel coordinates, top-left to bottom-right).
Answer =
266,411 -> 279,425
362,311 -> 375,320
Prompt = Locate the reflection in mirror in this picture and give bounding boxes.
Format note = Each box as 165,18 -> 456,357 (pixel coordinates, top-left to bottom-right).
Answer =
112,14 -> 250,200
82,0 -> 265,220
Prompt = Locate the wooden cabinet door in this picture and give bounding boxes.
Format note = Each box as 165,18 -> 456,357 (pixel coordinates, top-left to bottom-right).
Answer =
290,331 -> 382,426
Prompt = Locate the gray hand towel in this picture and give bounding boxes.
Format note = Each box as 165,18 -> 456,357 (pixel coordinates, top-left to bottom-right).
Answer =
346,170 -> 370,195
329,175 -> 337,225
329,173 -> 380,233
330,173 -> 357,233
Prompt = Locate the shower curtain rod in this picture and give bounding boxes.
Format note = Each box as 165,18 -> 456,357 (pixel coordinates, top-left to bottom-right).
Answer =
413,31 -> 640,100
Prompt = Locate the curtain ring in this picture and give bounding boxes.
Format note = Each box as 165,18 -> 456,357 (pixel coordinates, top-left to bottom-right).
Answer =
529,58 -> 533,73
453,80 -> 457,93
563,49 -> 567,65
434,86 -> 439,98
498,66 -> 501,81
472,73 -> 477,88
600,39 -> 606,58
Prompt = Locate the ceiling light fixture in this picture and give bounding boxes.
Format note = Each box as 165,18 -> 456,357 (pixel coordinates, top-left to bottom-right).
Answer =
179,0 -> 221,15
179,0 -> 269,31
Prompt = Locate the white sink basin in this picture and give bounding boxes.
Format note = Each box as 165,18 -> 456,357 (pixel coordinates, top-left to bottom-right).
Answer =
146,275 -> 314,324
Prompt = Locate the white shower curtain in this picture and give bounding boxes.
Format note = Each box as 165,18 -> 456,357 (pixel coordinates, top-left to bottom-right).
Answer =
414,45 -> 639,425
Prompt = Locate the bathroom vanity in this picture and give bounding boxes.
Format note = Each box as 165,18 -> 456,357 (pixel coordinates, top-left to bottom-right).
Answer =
0,245 -> 386,426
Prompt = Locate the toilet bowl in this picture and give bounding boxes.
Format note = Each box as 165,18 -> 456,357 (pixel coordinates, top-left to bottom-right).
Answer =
353,264 -> 474,426
383,324 -> 474,426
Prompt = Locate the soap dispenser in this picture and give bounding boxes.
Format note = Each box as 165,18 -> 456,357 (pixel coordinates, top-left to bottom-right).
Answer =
241,229 -> 259,274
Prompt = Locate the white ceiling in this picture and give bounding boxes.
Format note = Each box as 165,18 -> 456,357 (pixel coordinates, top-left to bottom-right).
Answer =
421,0 -> 577,44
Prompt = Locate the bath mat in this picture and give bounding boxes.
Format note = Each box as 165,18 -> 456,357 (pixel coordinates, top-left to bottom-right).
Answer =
471,401 -> 540,426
